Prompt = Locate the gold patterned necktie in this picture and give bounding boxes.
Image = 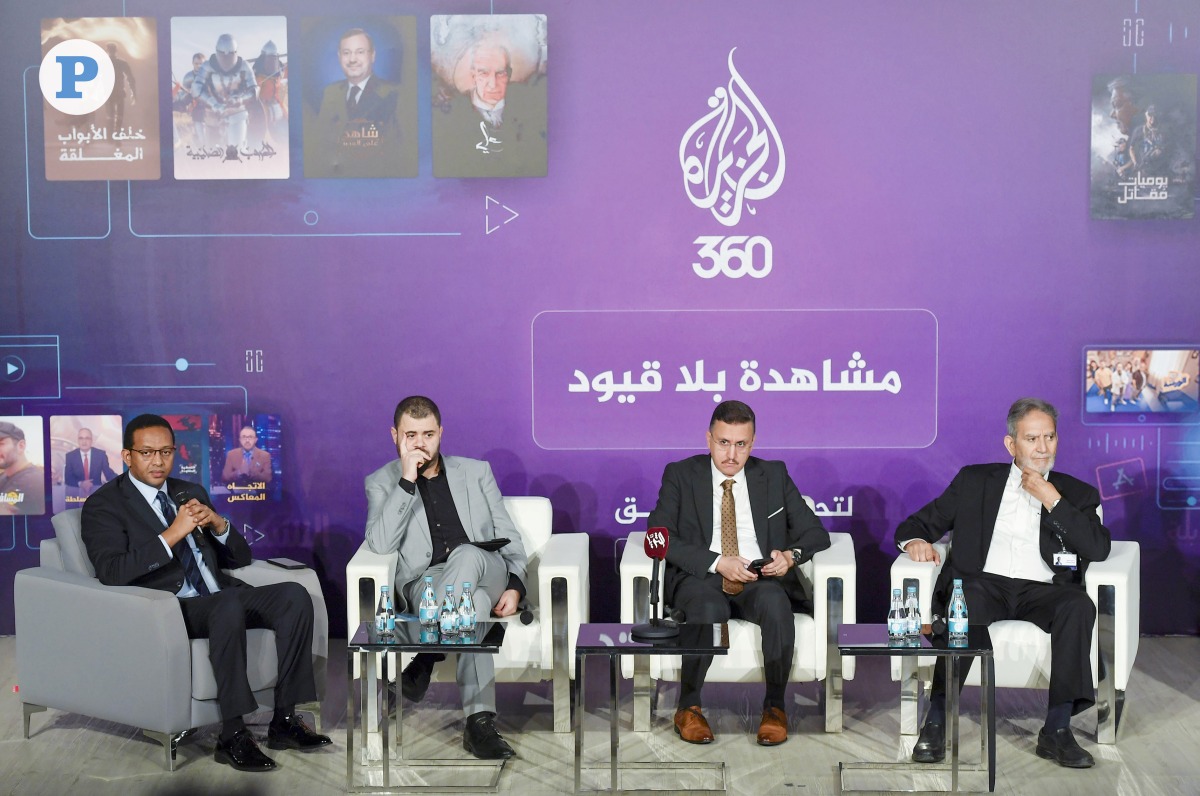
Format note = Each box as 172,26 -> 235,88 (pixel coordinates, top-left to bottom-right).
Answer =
720,479 -> 742,595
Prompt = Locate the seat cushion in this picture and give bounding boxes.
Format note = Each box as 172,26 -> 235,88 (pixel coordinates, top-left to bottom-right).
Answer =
190,629 -> 279,700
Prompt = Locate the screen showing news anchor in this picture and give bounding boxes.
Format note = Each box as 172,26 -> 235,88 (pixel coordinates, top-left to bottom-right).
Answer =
1084,347 -> 1199,419
49,414 -> 122,512
209,413 -> 281,504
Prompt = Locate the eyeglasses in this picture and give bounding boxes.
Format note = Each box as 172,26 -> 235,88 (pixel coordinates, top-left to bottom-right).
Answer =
127,447 -> 176,461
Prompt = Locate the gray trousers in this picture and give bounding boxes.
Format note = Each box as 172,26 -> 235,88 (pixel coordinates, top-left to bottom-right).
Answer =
403,544 -> 508,716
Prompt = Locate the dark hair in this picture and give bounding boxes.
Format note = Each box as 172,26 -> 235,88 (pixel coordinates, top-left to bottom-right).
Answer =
709,400 -> 755,431
123,414 -> 175,449
393,395 -> 441,427
1006,398 -> 1058,437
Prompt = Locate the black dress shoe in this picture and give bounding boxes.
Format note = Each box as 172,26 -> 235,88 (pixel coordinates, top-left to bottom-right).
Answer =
911,719 -> 946,763
401,653 -> 445,703
1036,727 -> 1095,768
215,729 -> 278,772
267,714 -> 333,752
463,711 -> 515,759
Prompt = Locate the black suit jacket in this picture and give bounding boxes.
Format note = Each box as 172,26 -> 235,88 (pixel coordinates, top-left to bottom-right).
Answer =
64,447 -> 117,487
895,463 -> 1111,608
647,455 -> 831,606
81,473 -> 251,592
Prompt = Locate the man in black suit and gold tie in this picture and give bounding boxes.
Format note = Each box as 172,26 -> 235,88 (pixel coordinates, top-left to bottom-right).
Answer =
81,414 -> 330,771
63,427 -> 117,494
896,397 -> 1110,768
647,400 -> 830,746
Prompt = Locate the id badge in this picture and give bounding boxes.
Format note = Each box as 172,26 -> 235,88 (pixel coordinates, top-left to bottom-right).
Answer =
1053,551 -> 1078,569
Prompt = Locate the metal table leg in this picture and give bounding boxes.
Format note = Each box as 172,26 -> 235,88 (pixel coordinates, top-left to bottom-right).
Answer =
610,654 -> 619,792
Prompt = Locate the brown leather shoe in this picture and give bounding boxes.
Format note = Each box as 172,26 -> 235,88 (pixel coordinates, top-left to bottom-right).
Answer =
757,707 -> 788,746
673,707 -> 714,744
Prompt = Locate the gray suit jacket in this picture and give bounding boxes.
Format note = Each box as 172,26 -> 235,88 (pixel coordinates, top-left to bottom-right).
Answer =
364,455 -> 527,612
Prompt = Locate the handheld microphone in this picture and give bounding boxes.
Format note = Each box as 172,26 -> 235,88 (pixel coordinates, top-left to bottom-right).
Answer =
631,527 -> 679,642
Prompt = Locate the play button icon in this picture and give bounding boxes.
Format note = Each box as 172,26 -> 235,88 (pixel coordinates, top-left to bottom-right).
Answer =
2,355 -> 25,383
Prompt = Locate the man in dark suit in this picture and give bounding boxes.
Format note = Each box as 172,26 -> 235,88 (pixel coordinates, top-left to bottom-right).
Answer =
304,27 -> 415,178
221,425 -> 273,485
896,397 -> 1111,769
63,427 -> 117,493
81,414 -> 330,772
647,400 -> 830,746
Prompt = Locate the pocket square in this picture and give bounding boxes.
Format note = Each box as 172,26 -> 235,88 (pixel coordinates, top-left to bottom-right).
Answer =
768,507 -> 783,519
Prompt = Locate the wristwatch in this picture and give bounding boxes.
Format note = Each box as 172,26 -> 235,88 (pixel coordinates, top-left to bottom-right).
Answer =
791,548 -> 802,568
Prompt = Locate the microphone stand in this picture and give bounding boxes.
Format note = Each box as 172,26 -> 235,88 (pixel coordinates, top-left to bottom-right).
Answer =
630,556 -> 679,641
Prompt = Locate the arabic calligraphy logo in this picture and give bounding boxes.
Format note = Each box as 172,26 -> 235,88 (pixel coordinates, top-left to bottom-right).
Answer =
680,48 -> 785,228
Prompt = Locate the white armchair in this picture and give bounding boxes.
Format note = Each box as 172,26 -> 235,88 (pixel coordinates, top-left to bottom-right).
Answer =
15,509 -> 328,771
889,509 -> 1139,744
619,529 -> 857,732
345,496 -> 588,732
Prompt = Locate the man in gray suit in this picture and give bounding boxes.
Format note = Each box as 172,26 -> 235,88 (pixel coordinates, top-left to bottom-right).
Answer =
364,395 -> 526,759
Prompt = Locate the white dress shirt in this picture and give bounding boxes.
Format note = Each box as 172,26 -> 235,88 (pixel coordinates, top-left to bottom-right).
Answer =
982,462 -> 1056,582
707,460 -> 764,572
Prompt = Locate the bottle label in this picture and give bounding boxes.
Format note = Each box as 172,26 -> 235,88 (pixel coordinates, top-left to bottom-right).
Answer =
887,618 -> 906,637
948,617 -> 968,636
419,606 -> 437,624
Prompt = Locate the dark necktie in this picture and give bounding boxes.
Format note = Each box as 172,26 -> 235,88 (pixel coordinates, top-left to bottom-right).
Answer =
720,479 -> 742,595
156,491 -> 211,596
347,84 -> 361,116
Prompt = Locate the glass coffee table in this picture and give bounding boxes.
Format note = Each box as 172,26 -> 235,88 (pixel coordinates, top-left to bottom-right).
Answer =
574,622 -> 729,794
347,619 -> 506,793
837,623 -> 995,793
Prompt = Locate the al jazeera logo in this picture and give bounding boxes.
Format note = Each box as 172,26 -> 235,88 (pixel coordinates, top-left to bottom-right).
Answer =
39,39 -> 116,115
679,48 -> 785,279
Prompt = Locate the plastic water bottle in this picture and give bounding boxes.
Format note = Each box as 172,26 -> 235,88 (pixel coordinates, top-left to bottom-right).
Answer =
376,585 -> 395,637
439,584 -> 459,640
904,584 -> 921,645
948,578 -> 969,645
887,588 -> 907,644
457,581 -> 477,635
418,576 -> 438,627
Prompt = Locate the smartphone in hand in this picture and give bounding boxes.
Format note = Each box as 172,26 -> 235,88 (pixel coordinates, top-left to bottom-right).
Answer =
747,558 -> 770,576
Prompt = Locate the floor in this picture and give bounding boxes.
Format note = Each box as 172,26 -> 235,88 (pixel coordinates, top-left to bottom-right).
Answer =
1,635 -> 1195,795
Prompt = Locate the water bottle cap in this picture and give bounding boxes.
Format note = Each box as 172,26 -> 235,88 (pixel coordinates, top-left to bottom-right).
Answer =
381,585 -> 388,592
425,576 -> 433,582
892,588 -> 901,597
463,582 -> 472,589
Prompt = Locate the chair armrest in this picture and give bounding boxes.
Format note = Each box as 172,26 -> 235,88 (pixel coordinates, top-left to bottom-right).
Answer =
537,532 -> 590,677
14,567 -> 193,732
810,532 -> 857,679
619,532 -> 656,623
1086,541 -> 1140,690
231,561 -> 329,696
890,543 -> 947,617
345,543 -> 398,635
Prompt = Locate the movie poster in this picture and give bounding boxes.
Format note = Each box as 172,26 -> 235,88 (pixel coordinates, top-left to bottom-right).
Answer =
208,413 -> 281,504
171,17 -> 289,180
301,17 -> 418,178
41,17 -> 160,181
0,416 -> 46,516
48,414 -> 122,512
161,413 -> 209,488
1090,73 -> 1196,220
431,14 -> 547,178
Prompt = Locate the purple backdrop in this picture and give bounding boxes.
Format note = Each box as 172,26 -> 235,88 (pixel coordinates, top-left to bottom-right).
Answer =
3,0 -> 1198,637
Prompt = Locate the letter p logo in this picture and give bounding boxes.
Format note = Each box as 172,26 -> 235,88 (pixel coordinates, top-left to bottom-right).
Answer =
40,39 -> 115,115
55,55 -> 99,98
